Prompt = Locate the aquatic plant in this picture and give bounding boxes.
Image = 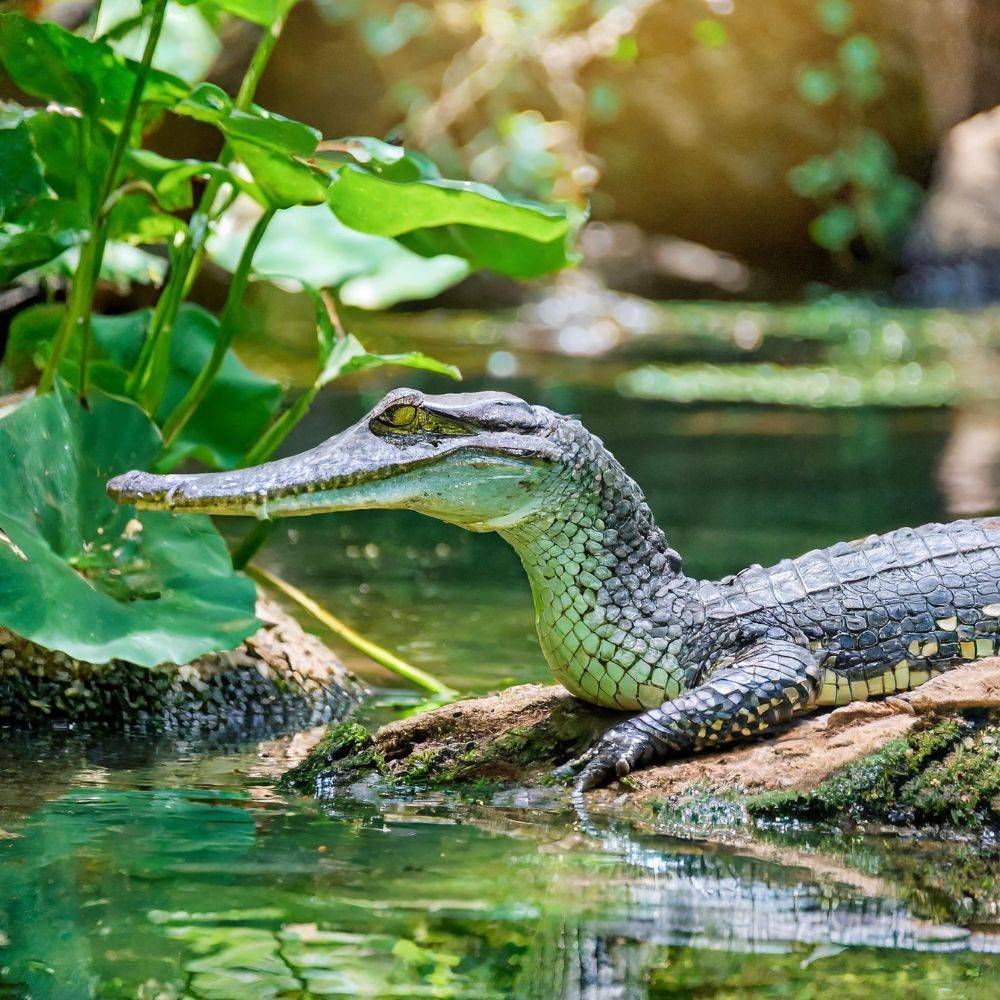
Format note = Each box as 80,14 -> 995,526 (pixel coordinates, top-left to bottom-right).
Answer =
0,2 -> 578,672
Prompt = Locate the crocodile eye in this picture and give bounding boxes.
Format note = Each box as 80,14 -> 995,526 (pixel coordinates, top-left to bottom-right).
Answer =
377,404 -> 418,430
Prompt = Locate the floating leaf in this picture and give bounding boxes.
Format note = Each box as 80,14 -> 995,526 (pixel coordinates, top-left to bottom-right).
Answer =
0,385 -> 258,666
325,157 -> 581,279
207,202 -> 470,308
619,361 -> 959,408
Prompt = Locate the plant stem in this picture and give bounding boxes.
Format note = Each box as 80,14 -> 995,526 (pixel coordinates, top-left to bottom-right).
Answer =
247,563 -> 458,697
127,10 -> 291,404
160,207 -> 275,446
235,10 -> 289,112
229,285 -> 343,566
39,0 -> 168,395
242,385 -> 320,468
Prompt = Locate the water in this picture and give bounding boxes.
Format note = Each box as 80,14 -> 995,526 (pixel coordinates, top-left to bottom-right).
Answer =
2,316 -> 998,997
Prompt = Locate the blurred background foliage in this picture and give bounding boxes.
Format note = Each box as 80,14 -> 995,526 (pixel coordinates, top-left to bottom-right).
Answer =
2,0 -> 998,413
174,0 -> 1000,294
4,0 -> 998,301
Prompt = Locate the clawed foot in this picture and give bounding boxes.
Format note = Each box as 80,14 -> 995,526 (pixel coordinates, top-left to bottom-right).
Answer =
552,725 -> 653,794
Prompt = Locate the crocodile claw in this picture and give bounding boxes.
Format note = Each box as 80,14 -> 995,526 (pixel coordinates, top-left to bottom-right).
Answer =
565,724 -> 650,793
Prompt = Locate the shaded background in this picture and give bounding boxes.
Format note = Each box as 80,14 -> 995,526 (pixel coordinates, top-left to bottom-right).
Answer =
144,0 -> 1000,301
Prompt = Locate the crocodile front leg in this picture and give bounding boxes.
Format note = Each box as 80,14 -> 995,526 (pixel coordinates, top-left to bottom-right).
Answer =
571,639 -> 824,792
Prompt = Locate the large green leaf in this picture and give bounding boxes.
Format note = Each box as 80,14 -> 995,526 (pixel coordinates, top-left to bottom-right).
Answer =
0,104 -> 48,223
26,105 -> 116,216
324,142 -> 582,278
0,385 -> 258,666
125,149 -> 263,211
148,305 -> 283,470
178,0 -> 298,28
173,83 -> 324,207
106,191 -> 187,244
0,13 -> 188,128
0,200 -> 89,283
2,305 -> 281,470
207,203 -> 470,308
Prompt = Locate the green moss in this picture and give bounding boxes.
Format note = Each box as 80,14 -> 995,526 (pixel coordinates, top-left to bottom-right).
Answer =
745,720 -> 1000,830
283,692 -> 614,795
903,730 -> 1000,828
279,721 -> 385,793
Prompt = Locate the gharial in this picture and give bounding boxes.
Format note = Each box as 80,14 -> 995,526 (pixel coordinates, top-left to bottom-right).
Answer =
107,389 -> 1000,793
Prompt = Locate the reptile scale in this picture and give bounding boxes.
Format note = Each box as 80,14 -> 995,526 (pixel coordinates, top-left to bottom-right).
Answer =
108,389 -> 1000,792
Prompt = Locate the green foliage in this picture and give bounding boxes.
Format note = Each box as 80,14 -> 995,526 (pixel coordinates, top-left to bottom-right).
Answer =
744,720 -> 996,829
177,0 -> 298,29
324,140 -> 582,278
0,105 -> 47,222
0,4 -> 575,670
4,304 -> 282,471
0,12 -> 186,127
788,2 -> 922,266
0,386 -> 259,666
207,203 -> 470,309
0,199 -> 89,284
98,0 -> 221,84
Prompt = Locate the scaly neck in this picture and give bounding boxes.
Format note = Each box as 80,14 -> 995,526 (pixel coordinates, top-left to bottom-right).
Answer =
498,420 -> 696,710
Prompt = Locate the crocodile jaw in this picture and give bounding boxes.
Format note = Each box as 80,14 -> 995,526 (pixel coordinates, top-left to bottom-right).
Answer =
107,416 -> 558,524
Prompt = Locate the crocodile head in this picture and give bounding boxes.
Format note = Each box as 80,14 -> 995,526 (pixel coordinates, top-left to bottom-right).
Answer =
107,388 -> 569,531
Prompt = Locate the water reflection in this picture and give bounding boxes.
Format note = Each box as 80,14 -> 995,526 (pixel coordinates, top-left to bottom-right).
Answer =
0,730 -> 997,998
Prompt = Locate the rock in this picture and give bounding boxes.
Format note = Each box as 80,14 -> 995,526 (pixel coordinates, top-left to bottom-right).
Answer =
281,683 -> 620,794
0,594 -> 363,733
288,659 -> 1000,830
902,106 -> 1000,306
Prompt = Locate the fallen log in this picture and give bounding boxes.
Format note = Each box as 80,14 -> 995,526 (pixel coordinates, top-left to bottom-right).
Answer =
284,659 -> 1000,831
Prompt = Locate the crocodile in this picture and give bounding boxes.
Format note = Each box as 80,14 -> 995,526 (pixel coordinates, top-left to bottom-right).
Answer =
107,389 -> 1000,793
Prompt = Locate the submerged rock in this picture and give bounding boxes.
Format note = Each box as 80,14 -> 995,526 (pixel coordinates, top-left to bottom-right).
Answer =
287,659 -> 1000,832
0,595 -> 363,733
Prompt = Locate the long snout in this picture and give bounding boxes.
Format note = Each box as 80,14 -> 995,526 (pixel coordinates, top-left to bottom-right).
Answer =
106,420 -> 458,518
106,463 -> 293,517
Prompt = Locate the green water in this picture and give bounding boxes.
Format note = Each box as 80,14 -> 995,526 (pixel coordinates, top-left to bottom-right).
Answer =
2,318 -> 999,997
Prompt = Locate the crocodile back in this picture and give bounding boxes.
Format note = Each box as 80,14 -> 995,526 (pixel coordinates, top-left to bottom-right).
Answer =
701,517 -> 1000,682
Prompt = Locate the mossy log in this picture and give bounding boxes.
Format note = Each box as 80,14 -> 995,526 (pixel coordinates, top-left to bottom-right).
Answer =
0,594 -> 363,732
285,659 -> 1000,831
